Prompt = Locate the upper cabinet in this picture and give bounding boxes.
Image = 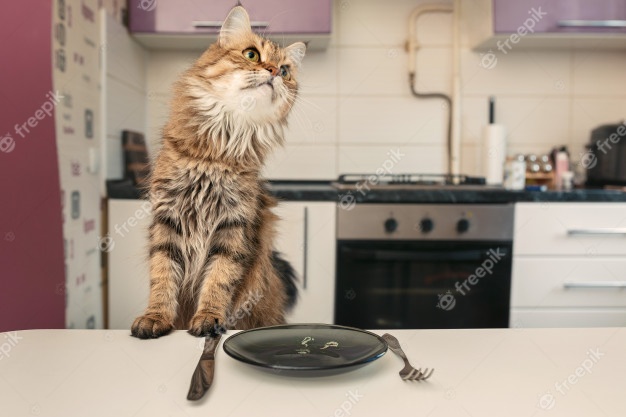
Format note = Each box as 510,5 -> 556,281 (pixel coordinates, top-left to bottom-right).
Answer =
465,0 -> 626,50
128,0 -> 332,50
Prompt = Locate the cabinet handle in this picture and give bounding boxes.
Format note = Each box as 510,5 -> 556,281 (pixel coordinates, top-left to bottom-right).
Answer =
557,20 -> 626,28
192,21 -> 269,29
567,228 -> 626,236
303,206 -> 308,290
564,282 -> 626,289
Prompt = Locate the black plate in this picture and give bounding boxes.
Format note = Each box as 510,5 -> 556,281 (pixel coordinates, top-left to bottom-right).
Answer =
223,324 -> 387,375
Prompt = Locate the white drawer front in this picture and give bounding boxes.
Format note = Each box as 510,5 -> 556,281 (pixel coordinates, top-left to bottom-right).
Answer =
514,203 -> 626,256
512,258 -> 626,308
511,308 -> 626,328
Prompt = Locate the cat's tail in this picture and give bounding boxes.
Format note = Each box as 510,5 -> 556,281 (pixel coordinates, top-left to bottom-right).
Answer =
271,251 -> 298,311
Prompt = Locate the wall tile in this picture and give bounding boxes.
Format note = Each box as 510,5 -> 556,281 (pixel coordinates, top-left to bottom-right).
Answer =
298,48 -> 338,96
338,47 -> 417,96
461,48 -> 571,96
339,96 -> 448,145
337,0 -> 451,47
460,143 -> 481,176
463,96 -> 570,150
263,145 -> 337,179
145,93 -> 170,153
105,77 -> 146,139
146,51 -> 201,95
105,20 -> 147,90
573,51 -> 626,96
284,96 -> 338,144
571,97 -> 626,150
338,145 -> 446,174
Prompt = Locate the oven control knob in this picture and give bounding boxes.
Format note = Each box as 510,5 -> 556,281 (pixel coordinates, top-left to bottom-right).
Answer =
419,218 -> 434,233
457,218 -> 470,233
384,218 -> 398,233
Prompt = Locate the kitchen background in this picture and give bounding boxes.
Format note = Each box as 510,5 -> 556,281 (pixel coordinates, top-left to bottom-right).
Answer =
2,0 -> 626,331
125,1 -> 626,179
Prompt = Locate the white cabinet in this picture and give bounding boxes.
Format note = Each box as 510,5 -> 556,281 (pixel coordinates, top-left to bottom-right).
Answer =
514,203 -> 626,256
273,202 -> 336,324
512,203 -> 626,328
107,199 -> 152,329
107,199 -> 336,328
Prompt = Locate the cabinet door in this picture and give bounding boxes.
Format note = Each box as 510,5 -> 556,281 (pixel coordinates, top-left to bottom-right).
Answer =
511,308 -> 626,328
129,0 -> 331,35
494,0 -> 626,33
512,257 -> 626,308
274,202 -> 336,324
514,203 -> 626,256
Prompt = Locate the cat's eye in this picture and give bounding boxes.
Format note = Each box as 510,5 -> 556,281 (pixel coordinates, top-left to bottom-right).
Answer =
242,48 -> 260,62
279,65 -> 291,81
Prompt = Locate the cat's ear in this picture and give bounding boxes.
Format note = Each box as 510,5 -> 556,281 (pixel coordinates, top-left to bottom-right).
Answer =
285,42 -> 306,68
219,6 -> 252,47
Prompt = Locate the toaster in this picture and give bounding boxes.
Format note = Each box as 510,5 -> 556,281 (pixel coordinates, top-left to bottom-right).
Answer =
585,121 -> 626,187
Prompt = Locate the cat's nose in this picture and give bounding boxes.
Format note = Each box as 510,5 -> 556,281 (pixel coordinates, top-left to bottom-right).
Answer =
264,65 -> 279,77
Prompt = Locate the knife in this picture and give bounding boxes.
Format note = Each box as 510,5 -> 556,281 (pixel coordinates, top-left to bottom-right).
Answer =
187,334 -> 222,401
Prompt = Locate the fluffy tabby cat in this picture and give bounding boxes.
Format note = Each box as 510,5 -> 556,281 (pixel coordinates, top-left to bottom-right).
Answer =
131,6 -> 304,339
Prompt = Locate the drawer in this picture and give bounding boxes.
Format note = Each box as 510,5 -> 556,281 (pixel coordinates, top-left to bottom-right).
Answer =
512,257 -> 626,308
510,308 -> 626,328
514,203 -> 626,256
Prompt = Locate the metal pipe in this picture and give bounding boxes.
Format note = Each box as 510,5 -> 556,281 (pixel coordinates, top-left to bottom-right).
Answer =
407,4 -> 455,175
451,0 -> 462,176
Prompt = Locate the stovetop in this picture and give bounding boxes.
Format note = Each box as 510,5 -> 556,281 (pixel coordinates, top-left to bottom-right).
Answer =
331,174 -> 497,190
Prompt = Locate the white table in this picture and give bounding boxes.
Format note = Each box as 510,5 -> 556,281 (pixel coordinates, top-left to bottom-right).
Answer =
0,328 -> 624,417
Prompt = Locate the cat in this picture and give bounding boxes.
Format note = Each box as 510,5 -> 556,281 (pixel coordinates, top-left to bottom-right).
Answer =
131,6 -> 304,339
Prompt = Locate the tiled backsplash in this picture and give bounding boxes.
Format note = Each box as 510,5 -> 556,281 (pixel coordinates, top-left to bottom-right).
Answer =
144,0 -> 626,179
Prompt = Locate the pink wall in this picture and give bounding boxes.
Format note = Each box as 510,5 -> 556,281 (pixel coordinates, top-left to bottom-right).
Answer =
0,1 -> 65,331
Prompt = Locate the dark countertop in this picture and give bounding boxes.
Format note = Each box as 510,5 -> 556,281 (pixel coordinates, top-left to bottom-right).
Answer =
108,179 -> 626,203
269,181 -> 626,204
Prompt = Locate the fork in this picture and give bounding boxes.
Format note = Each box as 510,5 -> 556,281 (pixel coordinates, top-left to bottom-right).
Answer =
382,333 -> 434,381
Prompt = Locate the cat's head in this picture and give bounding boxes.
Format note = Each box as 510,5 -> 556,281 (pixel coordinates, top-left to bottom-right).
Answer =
187,6 -> 306,126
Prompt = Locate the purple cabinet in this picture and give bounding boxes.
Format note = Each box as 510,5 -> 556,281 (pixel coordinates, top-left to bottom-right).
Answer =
129,0 -> 331,35
494,0 -> 626,34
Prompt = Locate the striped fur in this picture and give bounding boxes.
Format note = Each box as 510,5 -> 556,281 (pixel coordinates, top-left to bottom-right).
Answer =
131,6 -> 304,339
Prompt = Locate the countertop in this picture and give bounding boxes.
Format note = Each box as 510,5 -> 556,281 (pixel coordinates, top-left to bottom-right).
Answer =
1,328 -> 625,416
107,179 -> 626,203
269,181 -> 626,204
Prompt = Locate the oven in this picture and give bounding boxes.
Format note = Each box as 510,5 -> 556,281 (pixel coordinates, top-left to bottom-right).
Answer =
334,204 -> 514,329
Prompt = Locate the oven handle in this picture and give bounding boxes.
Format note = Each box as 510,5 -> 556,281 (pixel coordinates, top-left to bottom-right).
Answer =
302,206 -> 308,290
345,248 -> 503,262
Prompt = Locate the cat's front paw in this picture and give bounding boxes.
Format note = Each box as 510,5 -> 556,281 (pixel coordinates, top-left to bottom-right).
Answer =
188,311 -> 227,337
131,313 -> 174,339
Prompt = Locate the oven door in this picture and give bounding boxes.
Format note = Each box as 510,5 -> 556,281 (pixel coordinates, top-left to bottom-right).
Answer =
335,240 -> 512,329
